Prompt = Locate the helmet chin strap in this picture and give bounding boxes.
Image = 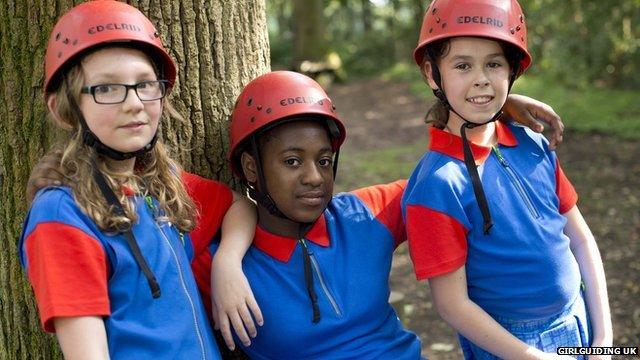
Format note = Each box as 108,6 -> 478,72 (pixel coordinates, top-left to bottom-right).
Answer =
430,64 -> 515,235
82,127 -> 158,160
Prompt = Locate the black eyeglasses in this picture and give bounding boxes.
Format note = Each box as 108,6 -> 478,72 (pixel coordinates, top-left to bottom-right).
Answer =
81,80 -> 169,104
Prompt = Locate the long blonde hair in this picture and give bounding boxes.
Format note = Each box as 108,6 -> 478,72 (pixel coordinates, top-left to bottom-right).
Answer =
50,58 -> 197,233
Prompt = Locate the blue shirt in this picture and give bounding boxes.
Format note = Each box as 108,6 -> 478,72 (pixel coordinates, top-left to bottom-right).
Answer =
20,186 -> 221,360
402,122 -> 581,319
199,181 -> 422,359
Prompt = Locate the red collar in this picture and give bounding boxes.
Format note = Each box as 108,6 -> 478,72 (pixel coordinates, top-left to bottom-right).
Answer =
253,214 -> 331,263
429,122 -> 518,164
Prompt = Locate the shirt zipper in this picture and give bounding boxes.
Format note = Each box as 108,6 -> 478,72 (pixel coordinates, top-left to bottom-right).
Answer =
146,197 -> 207,359
492,147 -> 540,219
299,239 -> 342,317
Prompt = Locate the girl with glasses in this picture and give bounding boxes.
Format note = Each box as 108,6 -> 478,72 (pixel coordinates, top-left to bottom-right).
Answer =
18,1 -> 255,358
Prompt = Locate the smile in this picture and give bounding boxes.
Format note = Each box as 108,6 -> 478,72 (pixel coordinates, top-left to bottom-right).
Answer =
466,95 -> 494,104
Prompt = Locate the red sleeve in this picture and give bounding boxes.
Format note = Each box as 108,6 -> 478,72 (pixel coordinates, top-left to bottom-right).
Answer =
24,222 -> 110,332
555,157 -> 578,214
182,172 -> 233,256
351,180 -> 407,248
406,204 -> 468,280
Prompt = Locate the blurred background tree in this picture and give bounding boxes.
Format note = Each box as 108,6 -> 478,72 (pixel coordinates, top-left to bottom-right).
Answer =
269,0 -> 639,90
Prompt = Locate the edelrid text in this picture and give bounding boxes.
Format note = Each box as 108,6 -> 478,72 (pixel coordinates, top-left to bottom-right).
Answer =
456,16 -> 503,28
88,23 -> 142,35
279,97 -> 323,106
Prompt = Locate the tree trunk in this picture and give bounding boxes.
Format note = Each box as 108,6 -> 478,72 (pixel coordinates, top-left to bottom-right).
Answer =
0,1 -> 269,358
292,0 -> 327,68
361,0 -> 372,33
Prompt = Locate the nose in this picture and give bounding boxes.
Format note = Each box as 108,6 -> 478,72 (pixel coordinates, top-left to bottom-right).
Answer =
474,70 -> 490,88
122,87 -> 144,110
301,162 -> 323,187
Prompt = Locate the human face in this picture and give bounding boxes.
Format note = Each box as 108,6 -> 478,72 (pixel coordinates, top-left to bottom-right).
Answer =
78,47 -> 162,154
430,37 -> 511,127
257,120 -> 335,226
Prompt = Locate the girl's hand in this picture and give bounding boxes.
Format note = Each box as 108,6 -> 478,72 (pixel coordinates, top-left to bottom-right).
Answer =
211,253 -> 263,350
503,94 -> 564,150
26,149 -> 64,204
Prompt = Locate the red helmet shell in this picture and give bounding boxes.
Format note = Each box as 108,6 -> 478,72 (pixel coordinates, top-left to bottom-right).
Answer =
44,0 -> 176,93
229,71 -> 346,177
414,0 -> 531,76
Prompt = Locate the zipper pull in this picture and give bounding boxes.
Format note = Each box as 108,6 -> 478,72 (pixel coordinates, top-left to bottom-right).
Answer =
179,231 -> 185,247
299,238 -> 313,255
493,146 -> 508,167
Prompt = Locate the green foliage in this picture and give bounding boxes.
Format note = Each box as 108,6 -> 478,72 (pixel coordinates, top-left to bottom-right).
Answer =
268,0 -> 639,89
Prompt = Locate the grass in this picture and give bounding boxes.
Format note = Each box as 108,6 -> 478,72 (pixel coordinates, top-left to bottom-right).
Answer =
336,143 -> 424,191
382,62 -> 640,140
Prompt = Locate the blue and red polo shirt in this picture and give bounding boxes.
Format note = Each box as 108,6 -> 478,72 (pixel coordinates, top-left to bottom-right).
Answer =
193,181 -> 422,359
19,172 -> 231,359
401,122 -> 581,319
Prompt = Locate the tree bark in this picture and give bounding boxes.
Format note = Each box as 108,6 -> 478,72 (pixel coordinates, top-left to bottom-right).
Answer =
0,1 -> 269,358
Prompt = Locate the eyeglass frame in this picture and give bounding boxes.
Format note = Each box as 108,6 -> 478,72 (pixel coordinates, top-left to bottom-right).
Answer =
80,80 -> 169,104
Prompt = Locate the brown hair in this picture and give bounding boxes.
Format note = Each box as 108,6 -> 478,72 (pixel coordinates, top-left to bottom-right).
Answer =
49,52 -> 197,233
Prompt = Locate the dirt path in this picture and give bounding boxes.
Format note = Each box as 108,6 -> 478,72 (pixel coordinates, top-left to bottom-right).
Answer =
328,78 -> 640,359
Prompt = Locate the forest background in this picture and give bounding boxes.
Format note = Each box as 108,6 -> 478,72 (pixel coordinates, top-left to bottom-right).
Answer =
0,0 -> 638,359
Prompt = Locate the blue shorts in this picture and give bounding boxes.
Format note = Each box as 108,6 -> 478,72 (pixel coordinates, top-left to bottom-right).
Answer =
459,292 -> 592,360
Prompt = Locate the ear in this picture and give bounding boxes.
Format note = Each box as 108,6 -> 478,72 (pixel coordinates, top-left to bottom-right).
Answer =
240,152 -> 258,184
421,61 -> 440,91
46,94 -> 73,131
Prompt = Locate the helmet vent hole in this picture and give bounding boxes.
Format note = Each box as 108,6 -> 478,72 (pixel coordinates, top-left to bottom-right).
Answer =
436,16 -> 440,23
247,98 -> 253,106
250,116 -> 255,123
429,28 -> 433,33
72,39 -> 78,46
266,108 -> 272,114
257,105 -> 262,111
154,31 -> 160,38
510,28 -> 515,34
318,100 -> 324,105
441,22 -> 447,29
63,38 -> 69,44
520,14 -> 524,23
55,32 -> 61,41
516,25 -> 521,31
432,7 -> 437,14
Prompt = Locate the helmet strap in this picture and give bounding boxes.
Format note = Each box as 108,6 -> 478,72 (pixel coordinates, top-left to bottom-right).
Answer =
430,62 -> 506,235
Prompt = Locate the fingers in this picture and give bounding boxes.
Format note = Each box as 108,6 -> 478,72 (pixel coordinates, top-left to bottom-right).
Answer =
238,305 -> 257,338
532,104 -> 564,150
229,311 -> 251,348
246,294 -> 264,327
211,301 -> 220,330
218,314 -> 236,351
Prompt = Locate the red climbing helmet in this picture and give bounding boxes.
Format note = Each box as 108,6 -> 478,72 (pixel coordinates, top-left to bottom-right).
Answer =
413,0 -> 531,76
229,71 -> 346,177
44,0 -> 176,94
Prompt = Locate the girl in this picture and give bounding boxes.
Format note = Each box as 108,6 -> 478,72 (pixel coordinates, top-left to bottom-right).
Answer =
19,1 -> 254,358
401,0 -> 612,359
